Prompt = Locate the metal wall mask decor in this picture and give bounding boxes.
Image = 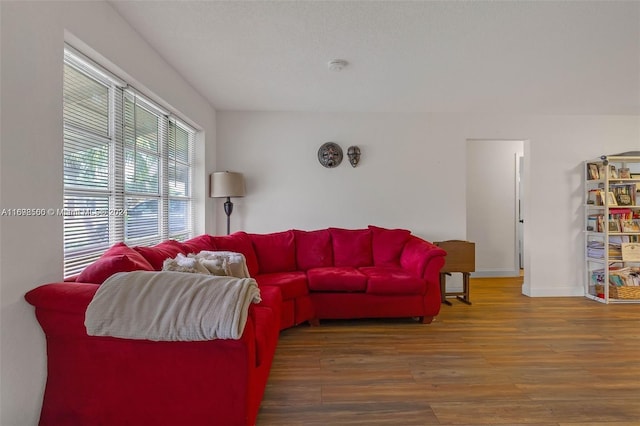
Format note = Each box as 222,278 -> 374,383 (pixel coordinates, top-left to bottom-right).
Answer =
347,145 -> 361,167
317,142 -> 343,168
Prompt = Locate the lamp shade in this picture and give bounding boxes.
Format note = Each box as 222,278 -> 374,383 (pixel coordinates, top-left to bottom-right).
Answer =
210,171 -> 246,198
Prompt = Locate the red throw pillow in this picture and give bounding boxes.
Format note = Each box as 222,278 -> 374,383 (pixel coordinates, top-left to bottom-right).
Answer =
133,240 -> 189,270
210,231 -> 259,276
369,225 -> 412,266
77,242 -> 154,284
182,234 -> 216,254
329,228 -> 372,267
250,230 -> 297,274
293,229 -> 333,270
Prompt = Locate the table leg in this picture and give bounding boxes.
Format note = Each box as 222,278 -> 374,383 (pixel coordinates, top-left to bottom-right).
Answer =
440,272 -> 452,306
456,272 -> 472,305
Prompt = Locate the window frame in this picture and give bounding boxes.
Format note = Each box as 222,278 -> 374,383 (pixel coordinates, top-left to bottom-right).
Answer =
63,46 -> 195,277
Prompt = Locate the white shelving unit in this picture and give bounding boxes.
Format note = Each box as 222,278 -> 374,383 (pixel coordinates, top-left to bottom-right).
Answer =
584,154 -> 640,303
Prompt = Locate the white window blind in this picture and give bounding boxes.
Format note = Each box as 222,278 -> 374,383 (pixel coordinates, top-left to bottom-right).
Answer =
63,47 -> 195,277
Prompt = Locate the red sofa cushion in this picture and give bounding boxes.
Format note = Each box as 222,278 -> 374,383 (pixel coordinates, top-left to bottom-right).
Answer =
211,231 -> 259,276
369,225 -> 411,267
77,243 -> 154,284
329,228 -> 372,268
182,234 -> 216,254
360,266 -> 425,295
307,267 -> 368,292
293,229 -> 333,270
133,240 -> 189,270
250,230 -> 296,274
254,272 -> 309,300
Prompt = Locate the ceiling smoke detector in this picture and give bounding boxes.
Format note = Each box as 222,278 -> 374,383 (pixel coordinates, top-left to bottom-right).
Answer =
328,59 -> 348,72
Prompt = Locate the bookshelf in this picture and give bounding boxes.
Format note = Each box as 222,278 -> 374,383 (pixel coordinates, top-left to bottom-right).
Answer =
584,154 -> 640,303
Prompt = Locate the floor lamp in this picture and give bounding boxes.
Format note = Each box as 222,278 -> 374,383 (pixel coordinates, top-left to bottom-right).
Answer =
210,171 -> 246,235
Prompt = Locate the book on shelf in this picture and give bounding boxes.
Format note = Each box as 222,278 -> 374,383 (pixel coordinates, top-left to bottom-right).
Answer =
588,211 -> 637,233
591,268 -> 606,285
621,243 -> 640,261
587,163 -> 600,180
610,235 -> 632,245
608,267 -> 640,286
610,246 -> 622,259
608,220 -> 621,233
610,274 -> 626,286
586,237 -> 632,259
619,168 -> 631,179
587,241 -> 605,258
610,208 -> 633,218
587,189 -> 604,205
621,219 -> 640,233
610,183 -> 637,206
609,210 -> 635,234
587,215 -> 599,231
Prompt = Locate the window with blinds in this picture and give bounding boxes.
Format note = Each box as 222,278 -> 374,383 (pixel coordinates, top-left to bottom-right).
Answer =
63,47 -> 195,277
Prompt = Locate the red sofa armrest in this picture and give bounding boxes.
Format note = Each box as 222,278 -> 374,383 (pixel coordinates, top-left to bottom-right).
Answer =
400,235 -> 447,288
400,236 -> 446,319
25,282 -> 99,314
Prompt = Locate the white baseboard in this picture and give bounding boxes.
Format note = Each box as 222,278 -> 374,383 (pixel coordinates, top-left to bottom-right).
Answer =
471,269 -> 520,278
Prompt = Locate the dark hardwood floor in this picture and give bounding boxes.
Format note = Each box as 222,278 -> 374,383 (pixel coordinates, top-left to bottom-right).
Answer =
257,277 -> 640,425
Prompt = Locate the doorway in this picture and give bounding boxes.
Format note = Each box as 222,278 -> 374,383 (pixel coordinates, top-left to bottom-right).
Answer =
466,139 -> 524,278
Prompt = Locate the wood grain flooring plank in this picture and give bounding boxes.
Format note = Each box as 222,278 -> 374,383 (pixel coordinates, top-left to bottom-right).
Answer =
258,401 -> 438,425
257,277 -> 640,425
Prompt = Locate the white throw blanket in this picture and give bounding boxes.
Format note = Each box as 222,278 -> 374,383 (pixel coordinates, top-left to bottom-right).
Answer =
85,271 -> 261,341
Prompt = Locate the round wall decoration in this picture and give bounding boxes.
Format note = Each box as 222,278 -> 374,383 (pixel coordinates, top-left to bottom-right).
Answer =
317,142 -> 343,168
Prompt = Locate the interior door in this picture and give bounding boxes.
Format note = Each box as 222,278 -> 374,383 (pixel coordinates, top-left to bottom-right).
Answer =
517,154 -> 524,270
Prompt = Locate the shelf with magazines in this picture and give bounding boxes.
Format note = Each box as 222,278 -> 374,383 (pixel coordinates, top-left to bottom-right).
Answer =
584,153 -> 640,303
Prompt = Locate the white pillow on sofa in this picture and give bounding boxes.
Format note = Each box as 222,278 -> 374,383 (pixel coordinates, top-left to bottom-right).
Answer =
195,251 -> 251,278
197,256 -> 231,276
162,253 -> 211,275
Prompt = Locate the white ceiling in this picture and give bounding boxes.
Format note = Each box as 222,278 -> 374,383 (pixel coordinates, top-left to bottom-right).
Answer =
109,0 -> 640,114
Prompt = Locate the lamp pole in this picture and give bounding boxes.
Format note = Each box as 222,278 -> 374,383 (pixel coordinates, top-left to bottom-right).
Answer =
224,197 -> 233,235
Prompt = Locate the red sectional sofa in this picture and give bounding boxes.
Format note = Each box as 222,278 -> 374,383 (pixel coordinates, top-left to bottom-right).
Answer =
25,226 -> 446,426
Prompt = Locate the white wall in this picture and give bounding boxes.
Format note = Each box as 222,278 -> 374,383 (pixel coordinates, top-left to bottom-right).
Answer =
467,139 -> 524,277
215,112 -> 467,239
217,112 -> 639,298
0,2 -> 216,424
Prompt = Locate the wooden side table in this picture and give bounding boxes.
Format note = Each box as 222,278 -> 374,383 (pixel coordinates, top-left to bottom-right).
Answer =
435,240 -> 475,305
